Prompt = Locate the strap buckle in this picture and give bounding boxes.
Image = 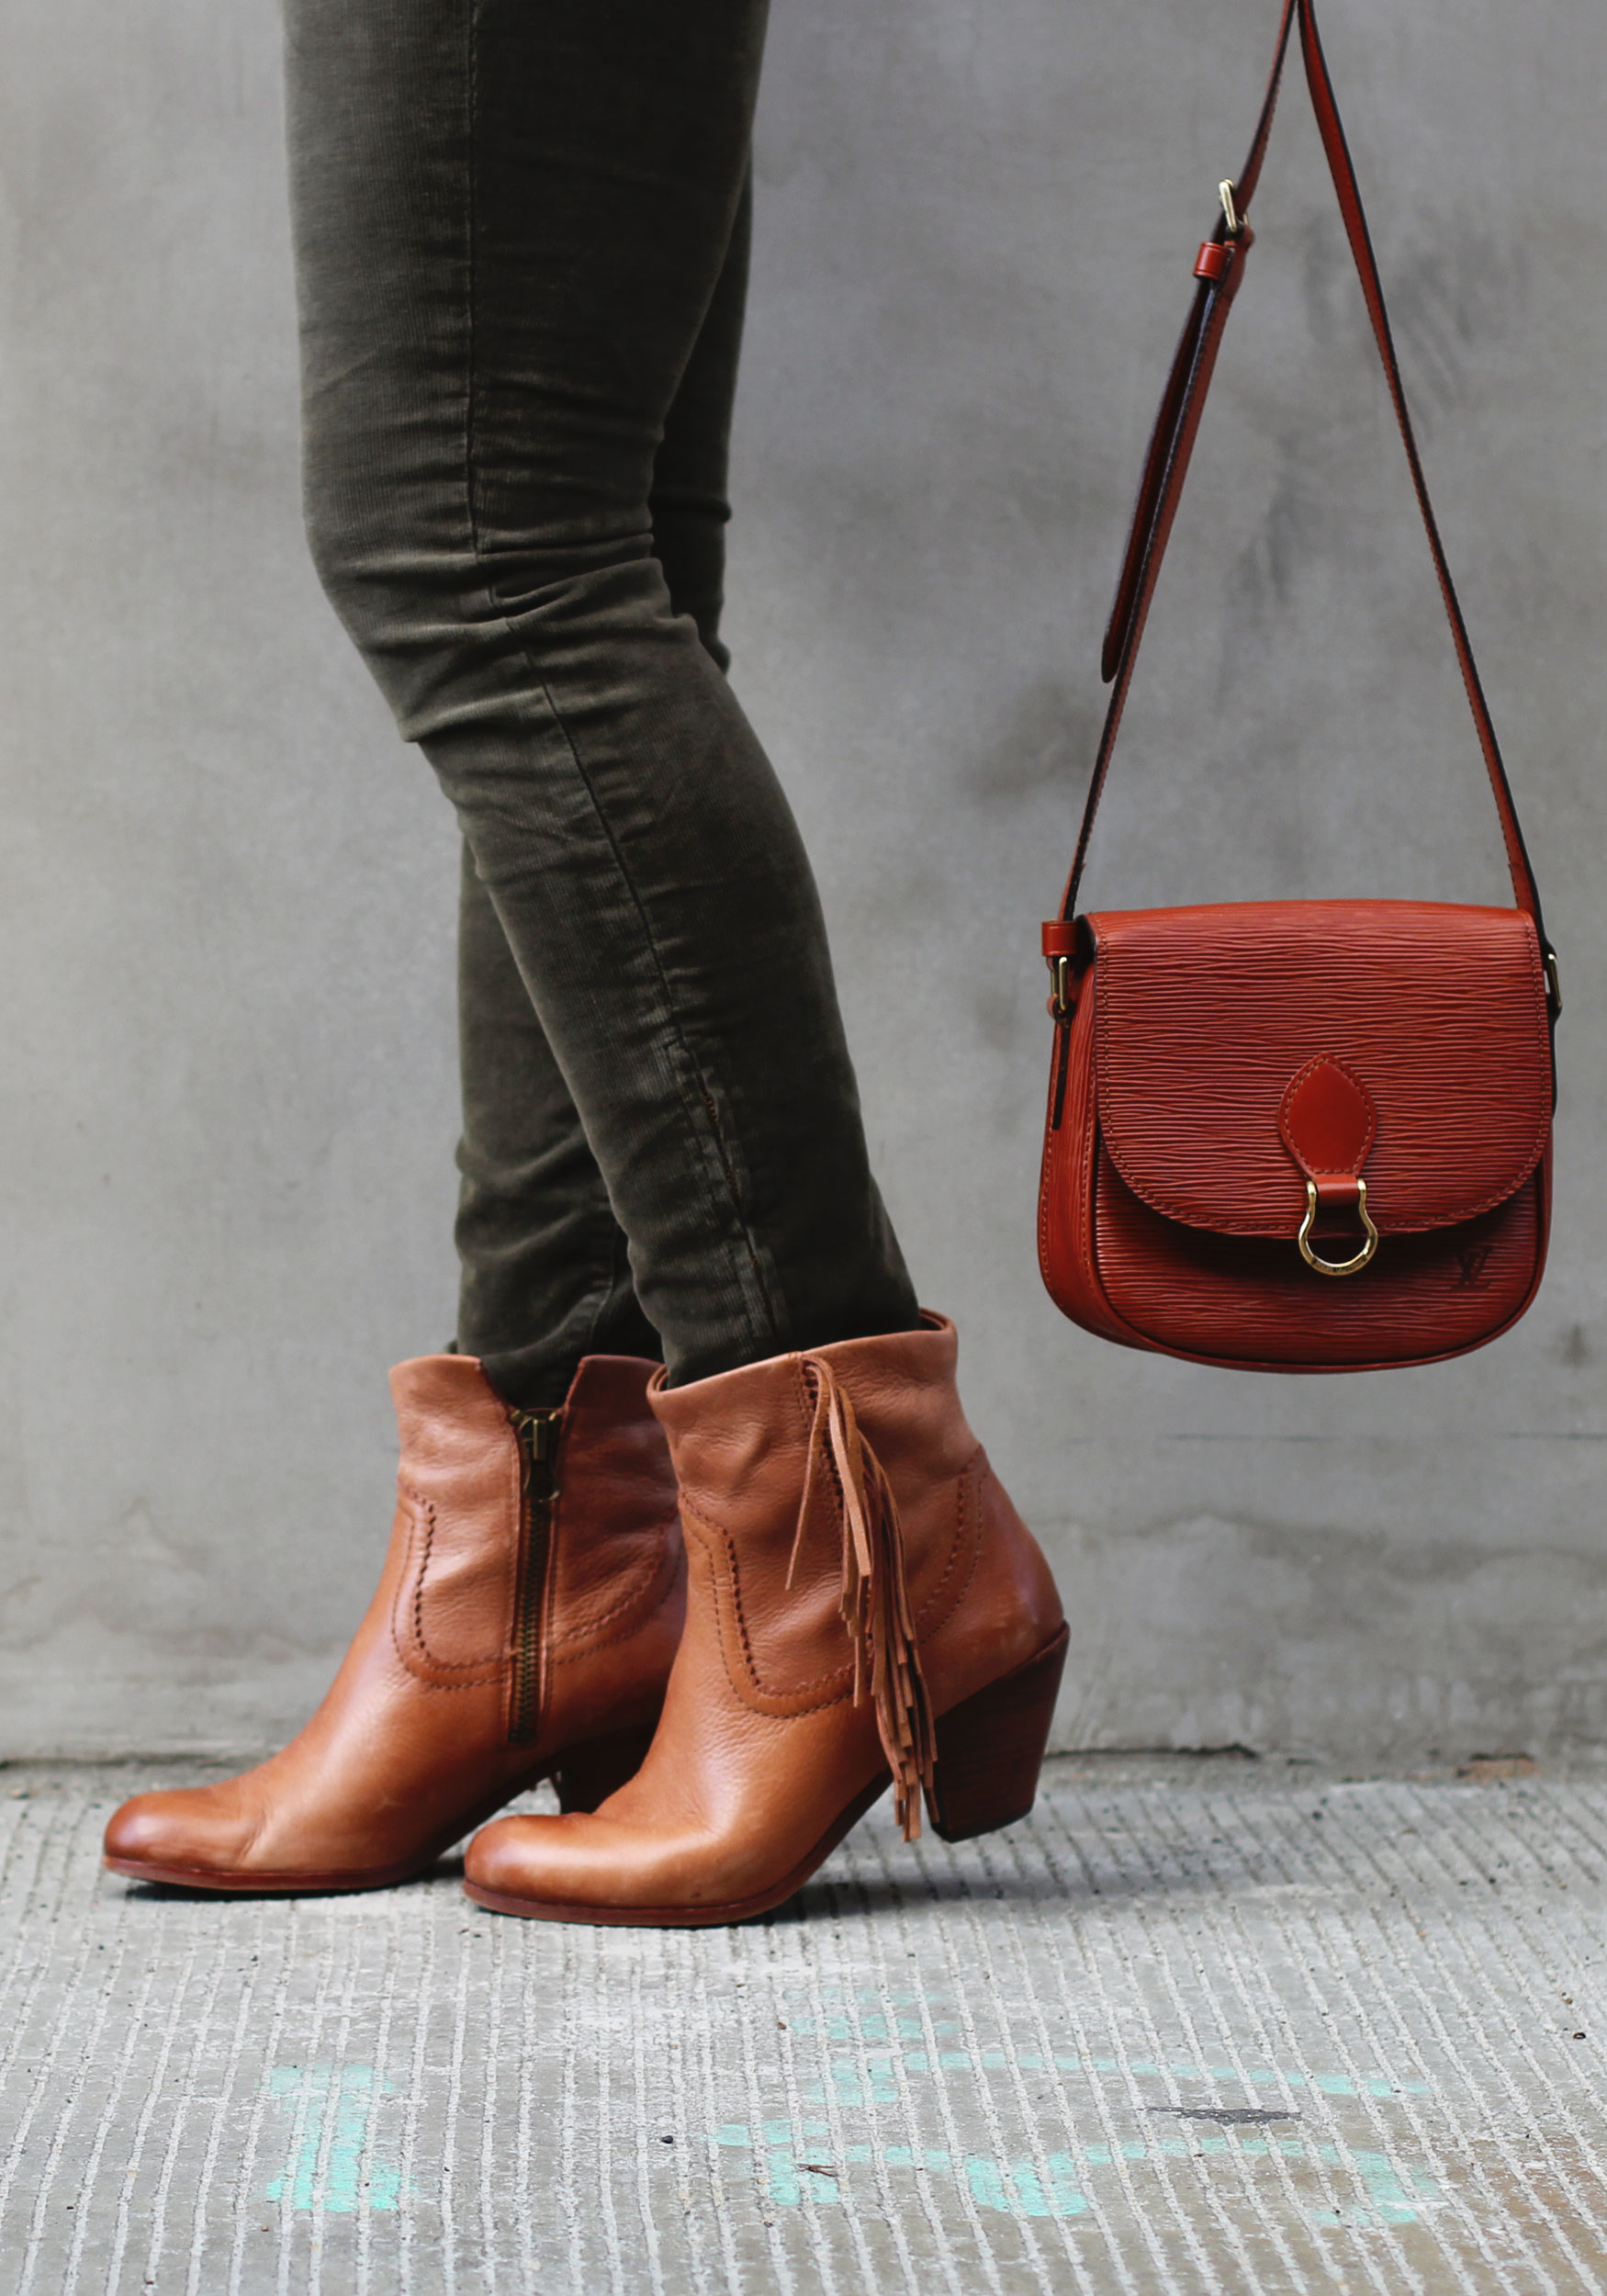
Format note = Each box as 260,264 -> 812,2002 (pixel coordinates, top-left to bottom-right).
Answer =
1045,953 -> 1075,1023
1545,948 -> 1563,1019
1219,179 -> 1245,238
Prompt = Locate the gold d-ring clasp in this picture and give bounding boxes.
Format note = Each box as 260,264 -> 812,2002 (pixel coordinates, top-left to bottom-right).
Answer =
1219,180 -> 1244,237
1298,1176 -> 1380,1277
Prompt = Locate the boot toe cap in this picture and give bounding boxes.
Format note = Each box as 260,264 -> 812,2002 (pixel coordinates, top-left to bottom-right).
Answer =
464,1811 -> 649,1913
463,1813 -> 550,1902
103,1785 -> 256,1882
463,1807 -> 786,1920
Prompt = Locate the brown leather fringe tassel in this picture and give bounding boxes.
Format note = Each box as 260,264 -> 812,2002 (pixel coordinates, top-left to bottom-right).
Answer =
790,1357 -> 938,1840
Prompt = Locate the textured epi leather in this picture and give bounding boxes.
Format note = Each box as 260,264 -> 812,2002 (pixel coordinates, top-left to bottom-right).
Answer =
1094,1145 -> 1546,1370
1039,975 -> 1140,1353
1039,908 -> 1553,1372
1092,902 -> 1550,1238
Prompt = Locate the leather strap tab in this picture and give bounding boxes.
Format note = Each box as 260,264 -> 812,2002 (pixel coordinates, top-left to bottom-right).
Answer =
1057,0 -> 1555,985
1041,919 -> 1080,959
1279,1053 -> 1376,1182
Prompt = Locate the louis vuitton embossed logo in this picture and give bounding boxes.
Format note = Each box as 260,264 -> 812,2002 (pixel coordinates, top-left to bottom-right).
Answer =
1454,1245 -> 1495,1289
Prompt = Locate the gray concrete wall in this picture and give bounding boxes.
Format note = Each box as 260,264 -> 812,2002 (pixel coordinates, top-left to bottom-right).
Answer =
0,0 -> 1601,1761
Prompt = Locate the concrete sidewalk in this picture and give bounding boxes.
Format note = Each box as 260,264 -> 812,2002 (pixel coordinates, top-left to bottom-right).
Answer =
2,1754 -> 1604,2293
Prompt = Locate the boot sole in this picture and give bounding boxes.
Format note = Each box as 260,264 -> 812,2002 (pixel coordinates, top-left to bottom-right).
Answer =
462,1625 -> 1070,1929
103,1850 -> 448,1896
101,1720 -> 659,1897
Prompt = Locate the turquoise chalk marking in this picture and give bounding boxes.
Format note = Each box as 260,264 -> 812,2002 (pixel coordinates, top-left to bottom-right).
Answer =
1294,2141 -> 1439,2224
764,2147 -> 801,2207
1044,2155 -> 1088,2214
764,2144 -> 841,2207
1005,2159 -> 1088,2217
795,2168 -> 843,2204
754,2139 -> 1084,2217
725,2121 -> 1434,2226
963,2154 -> 1086,2216
736,1983 -> 1442,2224
883,2146 -> 955,2177
829,2061 -> 898,2107
1346,2147 -> 1440,2225
762,2135 -> 849,2207
1006,2158 -> 1056,2213
965,2157 -> 1009,2211
264,2065 -> 399,2215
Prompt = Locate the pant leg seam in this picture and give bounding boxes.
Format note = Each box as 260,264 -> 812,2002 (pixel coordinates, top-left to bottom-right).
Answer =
502,655 -> 784,1358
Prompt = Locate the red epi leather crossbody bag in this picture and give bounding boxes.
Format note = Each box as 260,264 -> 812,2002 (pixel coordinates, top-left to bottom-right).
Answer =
1037,0 -> 1561,1374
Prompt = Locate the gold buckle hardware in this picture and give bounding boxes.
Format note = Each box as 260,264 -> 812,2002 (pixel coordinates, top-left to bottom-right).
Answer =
1046,952 -> 1075,1022
1298,1176 -> 1380,1277
1219,179 -> 1244,238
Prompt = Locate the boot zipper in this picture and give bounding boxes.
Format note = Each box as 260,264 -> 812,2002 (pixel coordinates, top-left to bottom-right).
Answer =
509,1407 -> 561,1745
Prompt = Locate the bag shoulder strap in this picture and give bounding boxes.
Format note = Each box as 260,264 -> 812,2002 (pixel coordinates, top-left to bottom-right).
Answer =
1054,0 -> 1558,1007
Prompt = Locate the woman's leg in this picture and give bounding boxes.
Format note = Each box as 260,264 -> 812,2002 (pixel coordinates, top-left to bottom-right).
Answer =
287,0 -> 917,1386
454,849 -> 660,1406
454,174 -> 755,1409
647,167 -> 754,677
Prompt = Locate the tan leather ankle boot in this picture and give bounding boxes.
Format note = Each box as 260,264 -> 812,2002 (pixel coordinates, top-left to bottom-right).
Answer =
103,1353 -> 683,1893
463,1314 -> 1066,1927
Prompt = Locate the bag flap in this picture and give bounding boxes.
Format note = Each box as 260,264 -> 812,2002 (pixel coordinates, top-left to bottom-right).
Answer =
1088,900 -> 1552,1237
